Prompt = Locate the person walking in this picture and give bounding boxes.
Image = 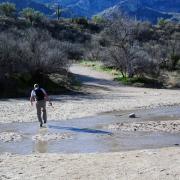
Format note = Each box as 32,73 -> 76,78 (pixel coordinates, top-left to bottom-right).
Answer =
30,84 -> 52,127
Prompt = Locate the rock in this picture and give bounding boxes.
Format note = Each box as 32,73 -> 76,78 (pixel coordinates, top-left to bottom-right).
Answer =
129,113 -> 136,118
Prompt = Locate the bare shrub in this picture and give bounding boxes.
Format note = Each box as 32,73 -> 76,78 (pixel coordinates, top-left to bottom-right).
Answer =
0,27 -> 80,96
84,35 -> 102,61
100,18 -> 158,78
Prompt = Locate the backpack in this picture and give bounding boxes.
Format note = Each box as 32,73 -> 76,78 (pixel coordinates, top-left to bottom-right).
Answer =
34,88 -> 45,101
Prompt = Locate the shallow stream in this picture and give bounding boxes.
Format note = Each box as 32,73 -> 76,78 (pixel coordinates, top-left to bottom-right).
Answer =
0,105 -> 180,154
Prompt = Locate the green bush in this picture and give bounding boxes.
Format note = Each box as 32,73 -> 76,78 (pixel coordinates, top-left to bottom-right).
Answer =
20,8 -> 44,25
0,2 -> 16,18
72,17 -> 88,26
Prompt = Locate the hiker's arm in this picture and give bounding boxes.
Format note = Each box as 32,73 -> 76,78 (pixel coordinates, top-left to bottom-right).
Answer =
30,90 -> 35,106
44,93 -> 52,105
42,89 -> 51,104
30,96 -> 34,106
44,93 -> 50,101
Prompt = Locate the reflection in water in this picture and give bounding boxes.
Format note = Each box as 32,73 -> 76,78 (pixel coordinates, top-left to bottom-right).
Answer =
34,140 -> 48,153
33,127 -> 48,153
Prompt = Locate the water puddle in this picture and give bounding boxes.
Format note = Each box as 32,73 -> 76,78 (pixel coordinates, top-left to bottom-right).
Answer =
0,105 -> 180,154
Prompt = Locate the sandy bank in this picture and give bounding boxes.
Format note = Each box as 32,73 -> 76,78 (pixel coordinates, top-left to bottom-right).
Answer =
0,147 -> 180,180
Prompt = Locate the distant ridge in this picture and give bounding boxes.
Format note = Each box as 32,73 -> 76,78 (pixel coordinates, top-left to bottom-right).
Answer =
1,0 -> 180,23
99,0 -> 175,24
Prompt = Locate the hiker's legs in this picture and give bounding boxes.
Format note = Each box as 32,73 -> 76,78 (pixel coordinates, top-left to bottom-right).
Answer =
42,100 -> 47,123
36,102 -> 43,126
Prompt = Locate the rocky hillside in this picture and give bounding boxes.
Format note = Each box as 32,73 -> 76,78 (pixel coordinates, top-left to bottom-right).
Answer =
142,0 -> 180,13
100,0 -> 177,24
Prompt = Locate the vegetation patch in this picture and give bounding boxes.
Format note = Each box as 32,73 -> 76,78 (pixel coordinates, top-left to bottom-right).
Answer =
81,60 -> 163,88
115,76 -> 163,88
80,60 -> 121,76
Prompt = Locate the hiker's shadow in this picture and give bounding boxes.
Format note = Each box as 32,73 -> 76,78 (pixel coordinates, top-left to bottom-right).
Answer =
48,125 -> 113,135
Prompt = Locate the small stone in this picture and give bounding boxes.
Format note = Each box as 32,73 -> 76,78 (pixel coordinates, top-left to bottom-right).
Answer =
160,169 -> 166,172
129,113 -> 136,118
174,144 -> 179,146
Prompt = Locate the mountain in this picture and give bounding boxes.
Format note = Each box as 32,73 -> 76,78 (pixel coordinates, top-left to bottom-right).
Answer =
35,0 -> 180,23
2,0 -> 179,23
99,0 -> 177,24
0,0 -> 53,15
35,0 -> 120,17
141,0 -> 180,13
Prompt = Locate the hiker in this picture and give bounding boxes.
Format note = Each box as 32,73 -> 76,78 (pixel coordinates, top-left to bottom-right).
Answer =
30,84 -> 52,127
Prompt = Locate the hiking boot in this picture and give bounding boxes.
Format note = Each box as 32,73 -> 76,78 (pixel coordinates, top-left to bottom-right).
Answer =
40,123 -> 43,127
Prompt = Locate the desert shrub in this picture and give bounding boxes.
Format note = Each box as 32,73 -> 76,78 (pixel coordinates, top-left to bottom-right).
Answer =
92,15 -> 106,24
71,17 -> 88,26
20,8 -> 44,25
0,27 -> 78,96
0,2 -> 16,18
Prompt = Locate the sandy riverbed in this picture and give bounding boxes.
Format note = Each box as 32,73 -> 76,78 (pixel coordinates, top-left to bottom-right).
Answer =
0,65 -> 180,180
0,65 -> 180,124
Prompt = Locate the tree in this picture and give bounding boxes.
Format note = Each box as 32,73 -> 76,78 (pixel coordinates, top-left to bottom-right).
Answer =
100,18 -> 160,78
101,18 -> 137,78
0,2 -> 16,17
20,8 -> 44,25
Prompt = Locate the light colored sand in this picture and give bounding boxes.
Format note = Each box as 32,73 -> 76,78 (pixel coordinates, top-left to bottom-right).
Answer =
1,64 -> 180,180
0,147 -> 180,180
108,120 -> 180,133
0,64 -> 180,123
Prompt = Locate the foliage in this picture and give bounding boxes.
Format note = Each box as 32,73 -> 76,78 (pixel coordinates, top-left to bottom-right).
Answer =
71,17 -> 88,26
158,18 -> 168,27
115,76 -> 163,88
92,15 -> 106,24
20,8 -> 44,24
0,26 -> 83,96
80,60 -> 121,76
95,17 -> 180,81
0,2 -> 16,17
100,18 -> 159,78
